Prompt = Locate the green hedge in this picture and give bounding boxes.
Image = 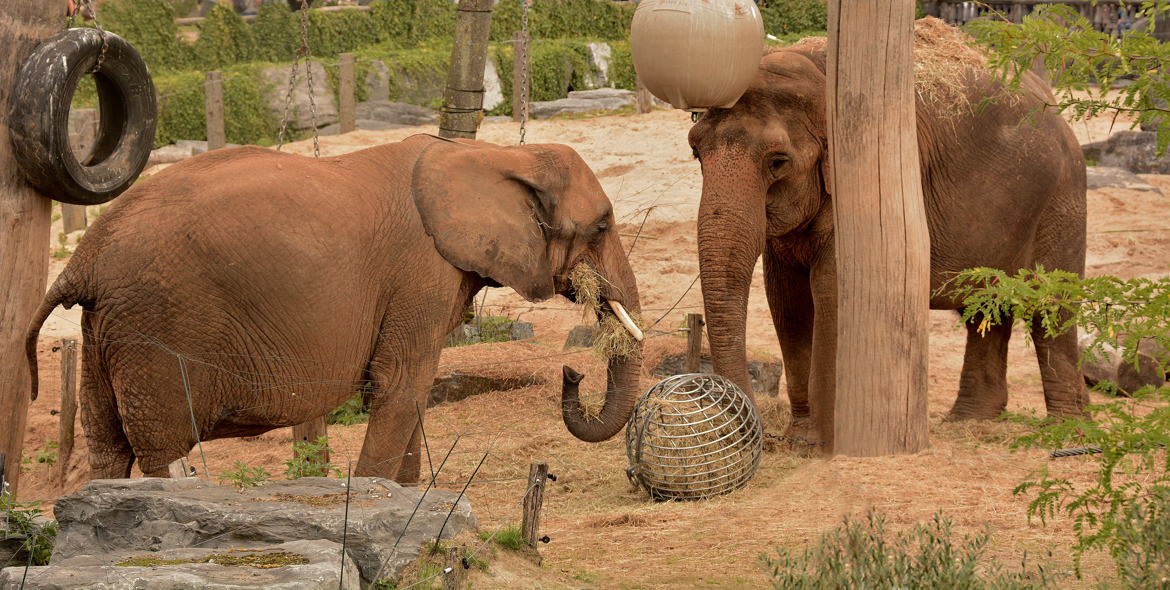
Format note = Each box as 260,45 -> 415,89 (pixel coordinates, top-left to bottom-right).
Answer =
153,62 -> 277,147
758,0 -> 828,36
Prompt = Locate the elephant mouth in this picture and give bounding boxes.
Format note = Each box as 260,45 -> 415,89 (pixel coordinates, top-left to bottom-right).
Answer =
566,262 -> 644,350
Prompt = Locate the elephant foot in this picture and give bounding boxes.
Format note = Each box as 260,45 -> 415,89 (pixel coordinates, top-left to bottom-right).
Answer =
945,398 -> 1006,422
774,416 -> 823,457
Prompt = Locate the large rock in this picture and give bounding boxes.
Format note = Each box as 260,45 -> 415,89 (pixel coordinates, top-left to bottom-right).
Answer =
355,100 -> 438,126
429,371 -> 543,406
261,61 -> 339,131
530,88 -> 635,119
585,42 -> 613,88
483,58 -> 504,112
1085,165 -> 1163,194
2,539 -> 359,589
651,353 -> 784,397
51,477 -> 476,585
1082,130 -> 1170,174
365,60 -> 392,102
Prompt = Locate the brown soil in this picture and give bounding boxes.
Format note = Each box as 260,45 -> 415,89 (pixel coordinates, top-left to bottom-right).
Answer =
15,108 -> 1169,588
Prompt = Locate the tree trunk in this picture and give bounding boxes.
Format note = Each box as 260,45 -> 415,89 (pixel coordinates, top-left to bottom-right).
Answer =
1,1 -> 59,496
827,0 -> 929,456
438,0 -> 493,139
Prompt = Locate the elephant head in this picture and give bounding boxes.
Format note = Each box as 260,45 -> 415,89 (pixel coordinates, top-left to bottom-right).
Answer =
412,139 -> 643,442
687,50 -> 830,396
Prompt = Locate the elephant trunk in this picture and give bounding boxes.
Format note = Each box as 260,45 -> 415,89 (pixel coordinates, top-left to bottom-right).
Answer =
561,230 -> 644,442
697,169 -> 766,399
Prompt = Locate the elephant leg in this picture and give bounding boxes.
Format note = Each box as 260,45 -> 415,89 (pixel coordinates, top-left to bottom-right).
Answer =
763,246 -> 814,435
948,312 -> 1012,420
1031,316 -> 1088,417
356,345 -> 440,483
806,252 -> 838,451
395,424 -> 424,484
79,341 -> 134,479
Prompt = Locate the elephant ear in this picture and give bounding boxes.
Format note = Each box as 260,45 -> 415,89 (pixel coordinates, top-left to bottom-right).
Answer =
412,140 -> 561,302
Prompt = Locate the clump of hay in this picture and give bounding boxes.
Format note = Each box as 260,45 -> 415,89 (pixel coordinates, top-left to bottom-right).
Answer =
569,262 -> 642,364
625,374 -> 763,501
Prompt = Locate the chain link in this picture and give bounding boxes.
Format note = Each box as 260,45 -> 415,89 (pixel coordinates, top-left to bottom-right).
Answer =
518,0 -> 530,146
68,0 -> 109,74
277,0 -> 319,158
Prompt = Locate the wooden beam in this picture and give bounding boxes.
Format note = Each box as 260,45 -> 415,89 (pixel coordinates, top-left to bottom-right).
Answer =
827,0 -> 930,456
0,1 -> 59,496
58,338 -> 78,485
438,0 -> 493,139
338,53 -> 355,134
205,70 -> 225,151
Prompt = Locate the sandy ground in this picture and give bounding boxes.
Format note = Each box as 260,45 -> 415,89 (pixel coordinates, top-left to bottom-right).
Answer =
13,107 -> 1170,588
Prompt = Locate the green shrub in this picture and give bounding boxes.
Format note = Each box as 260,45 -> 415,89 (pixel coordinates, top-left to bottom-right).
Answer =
368,0 -> 413,46
758,0 -> 828,36
491,0 -> 635,42
308,8 -> 379,59
101,0 -> 193,71
479,525 -> 526,551
607,40 -> 636,92
490,39 -> 597,116
194,3 -> 258,69
153,62 -> 277,147
1,496 -> 58,566
252,2 -> 300,63
284,436 -> 342,479
762,510 -> 1058,589
218,460 -> 270,488
326,391 -> 370,426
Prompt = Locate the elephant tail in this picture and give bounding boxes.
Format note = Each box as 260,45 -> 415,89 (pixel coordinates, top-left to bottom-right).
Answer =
26,273 -> 82,402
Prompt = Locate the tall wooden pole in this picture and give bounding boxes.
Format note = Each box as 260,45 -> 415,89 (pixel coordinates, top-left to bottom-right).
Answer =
827,0 -> 929,456
1,1 -> 60,495
438,0 -> 493,139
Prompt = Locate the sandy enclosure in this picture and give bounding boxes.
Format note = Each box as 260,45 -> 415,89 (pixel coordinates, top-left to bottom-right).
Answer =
16,106 -> 1170,587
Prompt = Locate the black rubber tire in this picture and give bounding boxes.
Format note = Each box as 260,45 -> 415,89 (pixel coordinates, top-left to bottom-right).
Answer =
8,28 -> 157,206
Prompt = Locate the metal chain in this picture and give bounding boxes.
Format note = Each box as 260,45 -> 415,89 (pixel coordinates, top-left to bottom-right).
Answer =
518,0 -> 530,145
68,0 -> 109,74
277,0 -> 319,158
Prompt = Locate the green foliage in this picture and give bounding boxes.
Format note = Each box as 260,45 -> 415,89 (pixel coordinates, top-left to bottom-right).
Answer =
218,460 -> 271,488
101,0 -> 193,71
326,391 -> 370,426
194,3 -> 258,70
966,2 -> 1170,156
951,266 -> 1170,580
52,232 -> 72,259
1,496 -> 58,566
761,510 -> 1057,589
252,2 -> 300,63
607,40 -> 637,92
758,0 -> 828,36
489,40 -> 597,116
34,440 -> 58,466
153,62 -> 277,147
284,436 -> 342,479
308,7 -> 379,59
480,525 -> 526,551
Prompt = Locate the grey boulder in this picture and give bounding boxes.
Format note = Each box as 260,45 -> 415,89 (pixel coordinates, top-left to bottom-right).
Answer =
651,353 -> 785,397
1085,165 -> 1163,194
530,89 -> 636,119
1082,130 -> 1170,174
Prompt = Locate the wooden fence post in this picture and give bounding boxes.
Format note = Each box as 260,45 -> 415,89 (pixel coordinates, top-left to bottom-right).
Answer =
292,416 -> 329,464
521,462 -> 548,547
685,313 -> 704,373
511,30 -> 529,123
61,204 -> 87,233
635,75 -> 653,114
205,70 -> 225,151
167,457 -> 191,478
0,1 -> 57,497
438,0 -> 494,139
339,52 -> 355,134
442,544 -> 465,590
57,338 -> 78,484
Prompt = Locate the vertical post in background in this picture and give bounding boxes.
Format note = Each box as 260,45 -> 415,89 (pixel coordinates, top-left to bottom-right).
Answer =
439,0 -> 494,139
57,338 -> 78,485
685,313 -> 704,373
205,70 -> 225,151
292,416 -> 329,465
0,1 -> 58,496
826,0 -> 930,456
521,462 -> 548,547
511,30 -> 529,123
339,52 -> 355,134
635,75 -> 653,114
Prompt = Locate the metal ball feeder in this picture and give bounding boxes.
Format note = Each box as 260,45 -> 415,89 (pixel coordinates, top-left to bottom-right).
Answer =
625,373 -> 763,501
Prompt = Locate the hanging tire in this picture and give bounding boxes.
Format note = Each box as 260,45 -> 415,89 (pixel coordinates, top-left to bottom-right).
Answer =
8,28 -> 157,206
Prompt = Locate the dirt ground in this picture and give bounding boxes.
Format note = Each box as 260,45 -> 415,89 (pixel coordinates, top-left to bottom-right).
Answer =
14,107 -> 1170,588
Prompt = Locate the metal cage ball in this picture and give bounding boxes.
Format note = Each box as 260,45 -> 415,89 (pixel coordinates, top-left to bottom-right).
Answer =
625,373 -> 763,500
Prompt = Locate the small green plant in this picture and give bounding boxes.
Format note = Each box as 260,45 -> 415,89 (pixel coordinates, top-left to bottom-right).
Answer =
218,460 -> 271,488
1,495 -> 58,566
284,436 -> 342,479
34,440 -> 58,466
326,390 -> 370,426
51,232 -> 71,259
479,525 -> 526,551
762,510 -> 1057,589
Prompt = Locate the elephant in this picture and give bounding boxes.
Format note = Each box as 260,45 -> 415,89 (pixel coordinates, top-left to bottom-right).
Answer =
688,34 -> 1088,450
25,135 -> 644,482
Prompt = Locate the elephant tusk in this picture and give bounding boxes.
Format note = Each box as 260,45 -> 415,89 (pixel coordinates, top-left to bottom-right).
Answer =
607,300 -> 643,342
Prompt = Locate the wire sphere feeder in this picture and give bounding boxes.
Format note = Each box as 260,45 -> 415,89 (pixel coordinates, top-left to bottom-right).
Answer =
625,373 -> 763,500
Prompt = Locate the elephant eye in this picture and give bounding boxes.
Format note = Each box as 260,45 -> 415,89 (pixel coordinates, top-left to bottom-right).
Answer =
769,154 -> 791,172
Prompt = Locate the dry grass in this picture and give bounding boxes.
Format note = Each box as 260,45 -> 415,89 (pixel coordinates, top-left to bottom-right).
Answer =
569,262 -> 642,365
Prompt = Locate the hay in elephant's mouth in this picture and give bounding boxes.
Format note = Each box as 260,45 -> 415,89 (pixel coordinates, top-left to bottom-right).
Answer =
569,262 -> 643,365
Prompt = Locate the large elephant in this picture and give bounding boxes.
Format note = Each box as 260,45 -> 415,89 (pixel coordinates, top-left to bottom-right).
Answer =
25,135 -> 643,482
689,32 -> 1087,450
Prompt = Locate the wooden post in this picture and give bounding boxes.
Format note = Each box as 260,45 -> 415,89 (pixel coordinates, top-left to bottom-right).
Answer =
635,75 -> 653,114
827,0 -> 929,455
442,544 -> 465,590
438,0 -> 494,139
62,204 -> 87,233
57,338 -> 78,484
685,313 -> 704,373
167,457 -> 191,479
511,30 -> 529,123
292,416 -> 329,464
521,461 -> 548,547
338,52 -> 355,134
205,70 -> 226,150
1,1 -> 58,497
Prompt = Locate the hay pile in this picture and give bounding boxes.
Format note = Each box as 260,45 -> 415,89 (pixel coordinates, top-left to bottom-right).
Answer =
569,262 -> 642,364
625,374 -> 762,501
